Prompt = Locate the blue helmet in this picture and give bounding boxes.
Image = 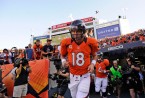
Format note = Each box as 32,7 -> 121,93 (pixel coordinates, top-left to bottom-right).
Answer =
70,20 -> 86,41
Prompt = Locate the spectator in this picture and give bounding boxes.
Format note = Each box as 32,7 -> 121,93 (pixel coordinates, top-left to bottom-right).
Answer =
98,29 -> 145,48
23,46 -> 28,58
17,49 -> 24,58
26,44 -> 33,60
1,49 -> 12,64
0,52 -> 4,65
33,39 -> 43,60
42,39 -> 53,59
88,28 -> 94,38
10,47 -> 19,63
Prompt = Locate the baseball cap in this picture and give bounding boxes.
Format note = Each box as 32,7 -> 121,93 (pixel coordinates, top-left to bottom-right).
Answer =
36,39 -> 40,42
47,38 -> 52,41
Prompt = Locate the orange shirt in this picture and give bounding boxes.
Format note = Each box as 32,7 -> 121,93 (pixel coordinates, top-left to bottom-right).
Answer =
111,41 -> 116,46
18,53 -> 24,58
140,36 -> 144,41
61,38 -> 99,75
96,59 -> 109,78
33,44 -> 43,59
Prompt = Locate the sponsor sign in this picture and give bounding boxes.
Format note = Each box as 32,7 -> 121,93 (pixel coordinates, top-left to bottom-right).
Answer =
96,24 -> 121,39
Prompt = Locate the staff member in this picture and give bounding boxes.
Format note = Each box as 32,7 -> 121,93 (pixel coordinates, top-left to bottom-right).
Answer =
109,60 -> 122,98
123,52 -> 140,98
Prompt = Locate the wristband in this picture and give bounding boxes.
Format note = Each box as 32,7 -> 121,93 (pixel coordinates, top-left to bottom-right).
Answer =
61,59 -> 66,63
103,70 -> 107,73
91,60 -> 96,66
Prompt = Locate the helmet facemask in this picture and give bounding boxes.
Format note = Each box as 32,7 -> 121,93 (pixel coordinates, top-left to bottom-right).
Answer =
97,52 -> 103,62
70,26 -> 84,41
70,25 -> 85,43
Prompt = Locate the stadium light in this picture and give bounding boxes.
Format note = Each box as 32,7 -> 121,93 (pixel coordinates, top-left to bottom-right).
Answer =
122,8 -> 128,19
94,10 -> 99,20
68,13 -> 74,21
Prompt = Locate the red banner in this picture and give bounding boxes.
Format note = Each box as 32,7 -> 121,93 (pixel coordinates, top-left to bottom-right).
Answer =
51,17 -> 93,30
2,59 -> 49,98
52,22 -> 71,30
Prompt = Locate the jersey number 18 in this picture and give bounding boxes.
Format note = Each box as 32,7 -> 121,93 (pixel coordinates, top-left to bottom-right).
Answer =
72,53 -> 85,66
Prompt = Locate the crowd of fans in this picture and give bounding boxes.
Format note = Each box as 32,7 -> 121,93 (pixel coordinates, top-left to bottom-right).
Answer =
0,39 -> 59,65
98,29 -> 145,48
0,29 -> 145,65
0,28 -> 145,98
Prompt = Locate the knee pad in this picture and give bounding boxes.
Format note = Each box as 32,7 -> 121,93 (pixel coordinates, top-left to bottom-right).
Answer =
102,92 -> 107,97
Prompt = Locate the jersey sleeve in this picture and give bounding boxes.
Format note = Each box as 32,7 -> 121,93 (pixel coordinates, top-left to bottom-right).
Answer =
40,45 -> 43,50
60,39 -> 68,56
103,59 -> 110,66
89,38 -> 99,55
33,45 -> 36,50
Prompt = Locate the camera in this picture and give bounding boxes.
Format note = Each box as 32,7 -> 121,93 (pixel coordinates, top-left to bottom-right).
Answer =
0,83 -> 7,95
53,58 -> 62,70
49,73 -> 70,84
127,52 -> 135,63
49,73 -> 59,80
14,58 -> 29,68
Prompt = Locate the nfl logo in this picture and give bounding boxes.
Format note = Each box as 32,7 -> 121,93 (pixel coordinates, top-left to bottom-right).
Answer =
69,45 -> 72,49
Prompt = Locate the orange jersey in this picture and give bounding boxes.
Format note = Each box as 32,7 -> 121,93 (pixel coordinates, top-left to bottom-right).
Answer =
33,44 -> 43,59
61,37 -> 99,75
96,59 -> 109,78
18,53 -> 24,58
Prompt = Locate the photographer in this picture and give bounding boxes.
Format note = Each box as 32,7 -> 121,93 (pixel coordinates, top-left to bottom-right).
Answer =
123,52 -> 140,98
57,67 -> 69,98
49,66 -> 69,98
13,58 -> 31,98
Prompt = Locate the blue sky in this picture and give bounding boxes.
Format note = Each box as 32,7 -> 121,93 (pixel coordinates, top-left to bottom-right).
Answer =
0,0 -> 145,49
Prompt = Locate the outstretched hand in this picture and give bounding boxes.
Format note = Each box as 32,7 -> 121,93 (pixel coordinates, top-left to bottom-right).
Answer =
88,64 -> 94,73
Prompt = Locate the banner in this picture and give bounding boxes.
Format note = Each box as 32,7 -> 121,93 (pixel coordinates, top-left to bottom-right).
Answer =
2,59 -> 49,98
96,24 -> 121,39
51,17 -> 93,30
33,35 -> 50,45
100,41 -> 145,52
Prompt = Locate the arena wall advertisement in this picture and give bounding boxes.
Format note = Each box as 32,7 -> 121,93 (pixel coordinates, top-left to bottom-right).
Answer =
96,24 -> 121,39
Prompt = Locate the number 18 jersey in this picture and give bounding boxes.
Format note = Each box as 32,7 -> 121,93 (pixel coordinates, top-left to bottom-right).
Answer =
61,37 -> 99,75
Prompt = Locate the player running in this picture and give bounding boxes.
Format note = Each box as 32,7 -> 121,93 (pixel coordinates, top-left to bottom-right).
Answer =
60,19 -> 99,98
